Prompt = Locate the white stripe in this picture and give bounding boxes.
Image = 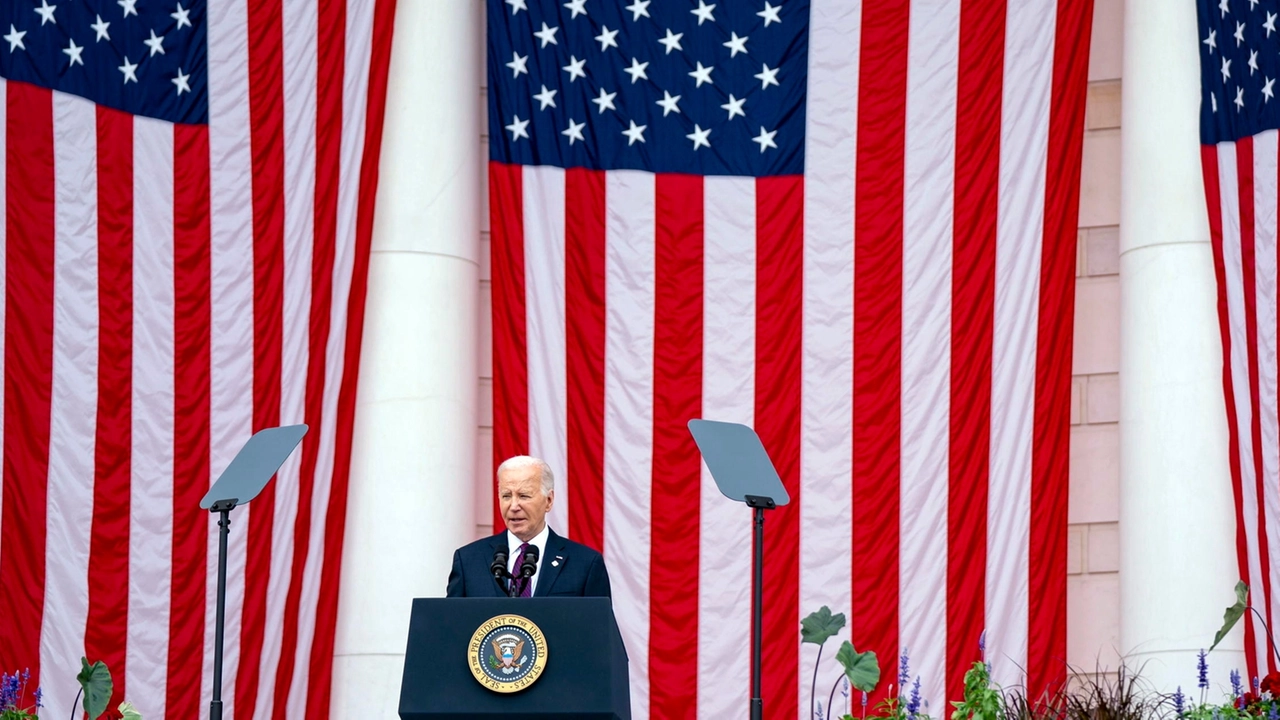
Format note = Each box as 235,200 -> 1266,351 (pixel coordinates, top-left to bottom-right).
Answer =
523,165 -> 569,535
255,0 -> 320,712
1252,131 -> 1280,666
801,0 -> 860,714
40,91 -> 98,720
207,0 -> 255,710
288,0 -> 376,711
1219,142 -> 1272,667
697,176 -> 755,719
901,0 -> 959,709
603,170 -> 655,720
129,116 -> 175,719
988,0 -> 1054,682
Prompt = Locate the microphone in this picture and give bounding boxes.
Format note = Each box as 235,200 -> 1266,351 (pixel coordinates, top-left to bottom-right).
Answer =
517,545 -> 540,580
490,546 -> 511,581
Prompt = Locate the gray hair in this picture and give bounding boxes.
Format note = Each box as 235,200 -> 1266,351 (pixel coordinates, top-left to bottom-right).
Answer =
496,455 -> 555,496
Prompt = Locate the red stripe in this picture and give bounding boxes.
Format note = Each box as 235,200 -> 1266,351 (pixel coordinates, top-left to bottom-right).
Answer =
756,175 -> 803,720
648,173 -> 703,718
86,105 -> 133,711
307,0 -> 397,714
168,123 -> 212,719
0,81 -> 53,683
565,168 -> 606,549
948,0 -> 1004,699
240,0 -> 287,713
1237,138 -> 1278,676
1204,145 -> 1259,683
1029,0 -> 1091,696
490,161 -> 528,532
853,0 -> 907,702
271,0 -> 346,713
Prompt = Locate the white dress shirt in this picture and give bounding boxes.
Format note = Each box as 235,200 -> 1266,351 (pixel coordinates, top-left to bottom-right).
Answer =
507,524 -> 550,595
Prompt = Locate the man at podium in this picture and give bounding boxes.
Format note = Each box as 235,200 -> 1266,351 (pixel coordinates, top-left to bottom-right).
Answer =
446,456 -> 612,598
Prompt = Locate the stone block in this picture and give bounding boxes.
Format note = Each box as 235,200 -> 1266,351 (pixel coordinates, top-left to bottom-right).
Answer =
1069,424 -> 1119,524
1088,522 -> 1120,574
1073,276 -> 1121,375
1079,129 -> 1121,228
480,139 -> 490,233
1085,226 -> 1120,276
1077,229 -> 1087,277
1086,373 -> 1119,424
1086,81 -> 1122,130
477,426 -> 494,527
479,283 -> 493,377
1072,375 -> 1084,426
1069,525 -> 1085,575
1068,573 -> 1122,670
479,377 -> 493,427
1088,0 -> 1123,82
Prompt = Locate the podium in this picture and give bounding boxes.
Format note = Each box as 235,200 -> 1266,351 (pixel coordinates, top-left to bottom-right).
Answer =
398,598 -> 631,720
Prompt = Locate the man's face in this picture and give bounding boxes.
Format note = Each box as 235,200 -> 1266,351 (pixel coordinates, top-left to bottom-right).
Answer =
498,465 -> 553,541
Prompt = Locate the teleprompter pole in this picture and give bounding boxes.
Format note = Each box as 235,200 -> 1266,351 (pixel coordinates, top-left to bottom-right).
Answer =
210,500 -> 237,720
747,495 -> 775,720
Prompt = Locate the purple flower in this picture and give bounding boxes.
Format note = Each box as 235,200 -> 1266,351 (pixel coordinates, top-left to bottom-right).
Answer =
1199,650 -> 1210,691
34,686 -> 42,709
979,630 -> 988,656
1270,701 -> 1279,720
899,648 -> 911,689
1174,686 -> 1185,717
907,676 -> 922,717
862,691 -> 868,708
0,672 -> 15,709
1233,669 -> 1244,698
842,676 -> 850,699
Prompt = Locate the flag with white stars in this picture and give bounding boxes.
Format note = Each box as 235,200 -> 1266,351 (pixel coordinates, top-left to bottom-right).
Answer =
1198,0 -> 1280,685
0,0 -> 205,122
0,1 -> 397,719
489,0 -> 804,175
488,0 -> 1094,718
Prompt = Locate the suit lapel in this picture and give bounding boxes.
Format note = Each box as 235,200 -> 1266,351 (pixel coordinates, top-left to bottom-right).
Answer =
533,530 -> 567,597
488,533 -> 510,597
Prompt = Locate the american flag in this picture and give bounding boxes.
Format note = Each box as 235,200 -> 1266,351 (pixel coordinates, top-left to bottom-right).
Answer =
487,0 -> 1092,717
0,0 -> 394,718
1199,0 -> 1280,685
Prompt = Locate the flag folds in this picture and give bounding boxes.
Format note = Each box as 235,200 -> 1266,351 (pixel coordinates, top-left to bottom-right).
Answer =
488,0 -> 1091,717
0,0 -> 395,718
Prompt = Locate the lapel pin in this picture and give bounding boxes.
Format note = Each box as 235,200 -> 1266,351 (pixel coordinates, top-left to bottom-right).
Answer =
552,556 -> 563,567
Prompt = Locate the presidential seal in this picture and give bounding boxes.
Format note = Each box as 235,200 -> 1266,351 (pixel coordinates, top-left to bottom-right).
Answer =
467,614 -> 549,693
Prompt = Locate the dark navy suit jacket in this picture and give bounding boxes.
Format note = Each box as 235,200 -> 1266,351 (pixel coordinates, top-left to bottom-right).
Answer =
445,528 -> 612,598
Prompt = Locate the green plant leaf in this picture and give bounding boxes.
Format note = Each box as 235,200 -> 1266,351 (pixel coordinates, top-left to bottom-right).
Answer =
1211,581 -> 1250,651
119,701 -> 143,720
77,657 -> 113,720
836,641 -> 880,693
801,605 -> 846,646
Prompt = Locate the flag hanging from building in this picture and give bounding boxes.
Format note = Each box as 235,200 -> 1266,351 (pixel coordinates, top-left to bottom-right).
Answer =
487,0 -> 1091,717
1199,0 -> 1280,685
0,0 -> 394,718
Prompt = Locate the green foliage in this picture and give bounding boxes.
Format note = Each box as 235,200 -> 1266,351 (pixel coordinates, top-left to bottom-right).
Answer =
1212,582 -> 1250,652
837,642 -> 881,693
803,606 -> 848,647
77,658 -> 112,720
951,661 -> 1003,720
119,701 -> 144,720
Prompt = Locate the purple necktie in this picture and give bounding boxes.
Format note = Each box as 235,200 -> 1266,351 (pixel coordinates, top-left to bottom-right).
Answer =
512,542 -> 533,598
